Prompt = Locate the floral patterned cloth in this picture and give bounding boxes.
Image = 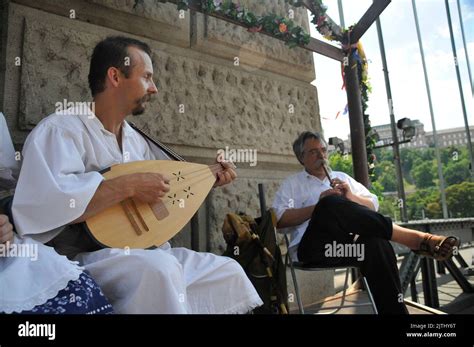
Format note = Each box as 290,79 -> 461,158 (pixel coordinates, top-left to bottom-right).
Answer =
21,272 -> 113,314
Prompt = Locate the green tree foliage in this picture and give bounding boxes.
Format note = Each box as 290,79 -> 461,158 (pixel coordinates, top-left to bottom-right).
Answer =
378,195 -> 398,220
426,202 -> 442,219
375,147 -> 474,220
405,188 -> 441,219
376,147 -> 471,189
411,160 -> 435,189
400,148 -> 433,184
440,146 -> 465,165
369,180 -> 384,202
446,181 -> 474,217
373,148 -> 393,163
444,159 -> 471,186
329,146 -> 473,219
328,153 -> 353,176
374,161 -> 397,192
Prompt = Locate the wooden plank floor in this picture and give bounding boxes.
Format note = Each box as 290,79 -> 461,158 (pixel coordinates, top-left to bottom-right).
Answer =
289,247 -> 474,314
291,289 -> 445,314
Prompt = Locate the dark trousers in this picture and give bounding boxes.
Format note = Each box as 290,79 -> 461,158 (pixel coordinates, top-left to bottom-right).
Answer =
297,195 -> 408,314
0,195 -> 14,226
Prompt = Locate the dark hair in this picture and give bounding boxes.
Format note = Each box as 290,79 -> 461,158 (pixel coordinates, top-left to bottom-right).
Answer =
292,131 -> 328,165
88,36 -> 152,96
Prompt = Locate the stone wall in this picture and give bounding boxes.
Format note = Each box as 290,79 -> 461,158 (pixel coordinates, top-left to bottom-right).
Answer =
0,0 -> 333,309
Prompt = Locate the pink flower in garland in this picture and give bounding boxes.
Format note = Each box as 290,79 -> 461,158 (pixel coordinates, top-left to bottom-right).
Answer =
317,15 -> 326,27
248,25 -> 263,33
279,23 -> 288,33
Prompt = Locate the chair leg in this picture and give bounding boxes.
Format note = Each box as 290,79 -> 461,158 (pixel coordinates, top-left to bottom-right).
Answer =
313,268 -> 350,314
287,253 -> 305,314
362,276 -> 378,314
339,268 -> 350,307
284,235 -> 305,314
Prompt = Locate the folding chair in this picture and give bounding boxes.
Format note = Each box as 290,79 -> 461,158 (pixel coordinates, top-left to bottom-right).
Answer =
284,234 -> 378,314
256,183 -> 377,314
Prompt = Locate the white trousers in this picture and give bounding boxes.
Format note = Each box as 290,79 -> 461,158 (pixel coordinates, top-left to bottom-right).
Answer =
74,243 -> 262,314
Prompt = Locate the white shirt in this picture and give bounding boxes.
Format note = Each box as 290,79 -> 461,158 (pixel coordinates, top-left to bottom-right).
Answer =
10,105 -> 263,314
1,112 -> 83,313
0,113 -> 19,173
12,105 -> 169,243
0,113 -> 19,198
272,170 -> 379,261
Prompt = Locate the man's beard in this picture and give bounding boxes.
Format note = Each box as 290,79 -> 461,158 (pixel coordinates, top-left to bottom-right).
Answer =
132,95 -> 151,116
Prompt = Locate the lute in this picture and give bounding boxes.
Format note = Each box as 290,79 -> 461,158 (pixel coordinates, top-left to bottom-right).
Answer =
85,122 -> 225,249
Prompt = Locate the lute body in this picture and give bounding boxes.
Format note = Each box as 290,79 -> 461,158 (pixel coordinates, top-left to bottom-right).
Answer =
85,160 -> 218,249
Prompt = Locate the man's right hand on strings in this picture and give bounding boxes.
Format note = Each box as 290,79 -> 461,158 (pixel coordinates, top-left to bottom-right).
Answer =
0,214 -> 14,244
126,172 -> 171,203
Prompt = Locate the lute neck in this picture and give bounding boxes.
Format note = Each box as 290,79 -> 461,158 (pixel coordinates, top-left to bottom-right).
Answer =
128,122 -> 186,162
129,121 -> 226,177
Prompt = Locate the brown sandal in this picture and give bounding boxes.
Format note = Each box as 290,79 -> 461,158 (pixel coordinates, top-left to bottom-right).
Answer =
414,234 -> 460,261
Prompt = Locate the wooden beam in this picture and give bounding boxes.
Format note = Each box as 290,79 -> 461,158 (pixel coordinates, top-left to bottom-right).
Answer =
306,37 -> 343,61
186,2 -> 344,61
351,0 -> 391,44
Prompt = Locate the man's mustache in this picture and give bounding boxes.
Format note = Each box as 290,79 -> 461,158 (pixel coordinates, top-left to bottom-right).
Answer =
316,158 -> 332,171
315,159 -> 329,167
138,95 -> 152,103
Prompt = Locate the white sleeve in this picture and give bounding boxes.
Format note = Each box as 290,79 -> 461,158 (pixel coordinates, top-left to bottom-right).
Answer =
12,124 -> 104,242
272,179 -> 293,222
0,112 -> 20,179
344,173 -> 380,211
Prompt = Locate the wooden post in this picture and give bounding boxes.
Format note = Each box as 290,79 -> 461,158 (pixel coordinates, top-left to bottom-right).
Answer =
344,53 -> 369,187
350,0 -> 391,44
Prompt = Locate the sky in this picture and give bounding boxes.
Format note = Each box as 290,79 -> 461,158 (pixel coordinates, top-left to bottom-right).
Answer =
308,0 -> 474,141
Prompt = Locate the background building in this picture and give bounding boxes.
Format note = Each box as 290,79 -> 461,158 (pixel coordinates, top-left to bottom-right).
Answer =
344,120 -> 474,151
425,126 -> 474,148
